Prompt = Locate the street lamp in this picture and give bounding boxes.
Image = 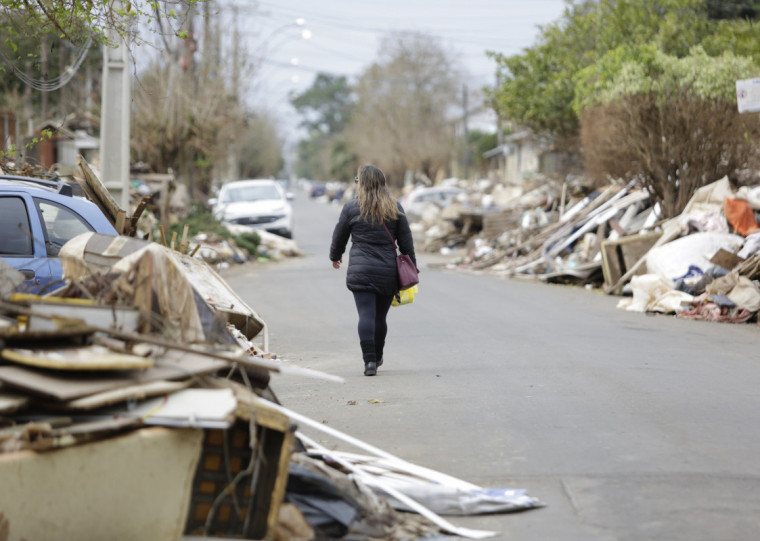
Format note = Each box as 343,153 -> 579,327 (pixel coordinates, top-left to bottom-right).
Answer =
257,18 -> 311,56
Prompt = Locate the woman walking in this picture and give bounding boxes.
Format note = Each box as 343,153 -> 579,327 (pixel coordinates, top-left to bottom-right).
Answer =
330,165 -> 417,376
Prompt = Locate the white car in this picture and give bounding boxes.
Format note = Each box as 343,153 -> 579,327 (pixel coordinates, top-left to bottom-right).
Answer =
212,179 -> 293,239
399,186 -> 466,217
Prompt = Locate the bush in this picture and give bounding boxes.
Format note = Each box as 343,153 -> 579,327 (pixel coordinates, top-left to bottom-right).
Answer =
168,203 -> 261,258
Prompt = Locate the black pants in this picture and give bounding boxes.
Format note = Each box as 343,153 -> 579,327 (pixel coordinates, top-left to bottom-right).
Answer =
352,291 -> 394,362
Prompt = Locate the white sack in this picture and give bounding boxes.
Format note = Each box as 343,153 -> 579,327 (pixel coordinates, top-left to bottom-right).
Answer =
706,270 -> 760,311
645,232 -> 744,281
619,274 -> 693,313
650,290 -> 695,313
685,213 -> 728,234
738,231 -> 760,259
490,184 -> 523,207
728,276 -> 760,311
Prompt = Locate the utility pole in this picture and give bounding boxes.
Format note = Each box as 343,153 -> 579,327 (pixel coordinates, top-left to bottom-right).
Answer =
462,83 -> 470,180
99,0 -> 131,209
495,73 -> 506,182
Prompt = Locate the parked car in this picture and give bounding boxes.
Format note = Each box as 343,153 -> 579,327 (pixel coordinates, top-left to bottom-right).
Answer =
211,179 -> 293,239
275,178 -> 295,200
0,175 -> 118,293
399,185 -> 466,216
308,181 -> 327,199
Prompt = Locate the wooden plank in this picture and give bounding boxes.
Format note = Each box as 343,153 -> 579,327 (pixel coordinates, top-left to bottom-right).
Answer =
1,345 -> 154,371
114,209 -> 127,235
17,301 -> 140,333
178,223 -> 190,254
601,231 -> 663,288
0,349 -> 228,401
0,391 -> 29,414
246,396 -> 296,539
48,380 -> 190,410
75,154 -> 124,226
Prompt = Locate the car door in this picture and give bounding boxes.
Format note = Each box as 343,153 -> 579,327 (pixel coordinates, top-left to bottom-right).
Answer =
0,194 -> 51,292
32,196 -> 102,290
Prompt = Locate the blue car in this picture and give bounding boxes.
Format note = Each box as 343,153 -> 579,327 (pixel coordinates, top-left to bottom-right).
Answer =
0,175 -> 118,293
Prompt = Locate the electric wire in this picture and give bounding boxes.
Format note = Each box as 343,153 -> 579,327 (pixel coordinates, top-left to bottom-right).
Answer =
0,37 -> 93,92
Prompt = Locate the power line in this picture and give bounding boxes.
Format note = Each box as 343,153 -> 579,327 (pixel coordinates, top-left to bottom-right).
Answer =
0,38 -> 93,92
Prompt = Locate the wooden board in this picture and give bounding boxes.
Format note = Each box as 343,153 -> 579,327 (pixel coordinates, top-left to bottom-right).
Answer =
601,231 -> 663,288
0,349 -> 229,401
2,345 -> 153,371
19,302 -> 140,334
49,380 -> 190,410
0,321 -> 95,342
0,390 -> 29,414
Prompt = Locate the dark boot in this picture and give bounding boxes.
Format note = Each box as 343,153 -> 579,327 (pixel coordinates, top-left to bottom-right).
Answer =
375,340 -> 385,367
364,361 -> 377,376
360,340 -> 377,376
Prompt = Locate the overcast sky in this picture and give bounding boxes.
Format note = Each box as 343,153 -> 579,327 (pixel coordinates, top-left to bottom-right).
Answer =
225,0 -> 567,140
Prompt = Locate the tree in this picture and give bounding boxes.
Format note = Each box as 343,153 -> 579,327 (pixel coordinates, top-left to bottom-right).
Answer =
0,0 -> 204,47
486,0 -> 760,217
347,31 -> 461,187
705,0 -> 760,20
0,25 -> 102,124
131,4 -> 282,194
467,129 -> 499,177
487,0 -> 716,144
290,73 -> 357,181
576,45 -> 760,217
291,73 -> 353,135
236,113 -> 283,179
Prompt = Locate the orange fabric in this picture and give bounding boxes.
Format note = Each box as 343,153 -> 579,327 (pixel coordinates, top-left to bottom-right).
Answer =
724,197 -> 760,236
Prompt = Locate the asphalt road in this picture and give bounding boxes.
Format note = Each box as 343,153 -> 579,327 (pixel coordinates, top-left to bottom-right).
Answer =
222,193 -> 760,541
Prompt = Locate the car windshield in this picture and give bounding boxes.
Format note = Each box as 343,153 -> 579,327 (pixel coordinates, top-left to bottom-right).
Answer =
224,184 -> 281,203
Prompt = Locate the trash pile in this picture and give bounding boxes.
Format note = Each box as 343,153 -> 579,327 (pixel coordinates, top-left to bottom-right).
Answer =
412,175 -> 760,323
83,156 -> 303,268
0,233 -> 541,538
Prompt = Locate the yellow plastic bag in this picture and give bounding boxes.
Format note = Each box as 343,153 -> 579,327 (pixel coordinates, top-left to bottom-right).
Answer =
392,285 -> 418,307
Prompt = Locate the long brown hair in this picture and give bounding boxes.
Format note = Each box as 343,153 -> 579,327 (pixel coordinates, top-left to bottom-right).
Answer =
355,165 -> 400,224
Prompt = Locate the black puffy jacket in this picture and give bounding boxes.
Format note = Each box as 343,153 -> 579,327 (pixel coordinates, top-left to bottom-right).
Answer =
330,199 -> 417,295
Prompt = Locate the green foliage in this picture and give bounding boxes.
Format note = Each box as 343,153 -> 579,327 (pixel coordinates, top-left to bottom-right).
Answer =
487,0 -> 735,140
0,18 -> 102,115
290,73 -> 355,135
168,204 -> 261,257
701,18 -> 760,61
235,114 -> 283,179
577,43 -> 760,217
168,204 -> 226,239
230,231 -> 260,256
0,0 -> 210,48
468,130 -> 499,170
705,0 -> 760,20
574,45 -> 758,112
291,73 -> 357,180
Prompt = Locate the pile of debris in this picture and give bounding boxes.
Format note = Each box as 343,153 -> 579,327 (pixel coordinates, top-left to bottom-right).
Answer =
0,229 -> 541,539
412,175 -> 760,323
75,156 -> 302,269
